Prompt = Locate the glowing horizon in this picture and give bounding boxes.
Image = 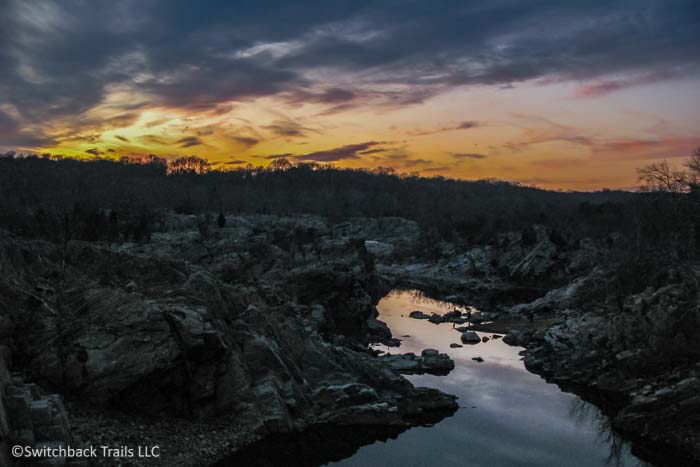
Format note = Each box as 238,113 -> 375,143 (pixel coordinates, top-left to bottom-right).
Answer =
2,1 -> 699,190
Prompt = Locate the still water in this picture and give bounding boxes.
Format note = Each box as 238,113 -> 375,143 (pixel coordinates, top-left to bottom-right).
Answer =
328,290 -> 645,467
220,289 -> 648,467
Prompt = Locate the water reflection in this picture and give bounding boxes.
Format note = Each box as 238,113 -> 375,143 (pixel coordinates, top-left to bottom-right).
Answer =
386,288 -> 480,314
220,290 -> 649,467
330,289 -> 646,467
568,398 -> 635,467
213,425 -> 408,467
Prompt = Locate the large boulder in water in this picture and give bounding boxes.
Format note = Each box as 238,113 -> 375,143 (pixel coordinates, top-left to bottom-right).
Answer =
420,349 -> 455,373
461,331 -> 481,344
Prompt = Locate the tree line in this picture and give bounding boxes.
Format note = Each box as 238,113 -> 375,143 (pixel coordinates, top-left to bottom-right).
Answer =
0,150 -> 697,264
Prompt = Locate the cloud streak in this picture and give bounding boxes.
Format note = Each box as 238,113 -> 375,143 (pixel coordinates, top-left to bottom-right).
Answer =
407,121 -> 481,136
177,136 -> 203,148
295,142 -> 384,162
451,152 -> 488,160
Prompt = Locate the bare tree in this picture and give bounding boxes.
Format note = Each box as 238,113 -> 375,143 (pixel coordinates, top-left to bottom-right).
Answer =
685,147 -> 700,186
637,160 -> 690,193
637,147 -> 700,193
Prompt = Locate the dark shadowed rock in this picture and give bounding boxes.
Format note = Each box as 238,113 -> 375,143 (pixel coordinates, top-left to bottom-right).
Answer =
0,218 -> 462,464
409,311 -> 430,320
460,331 -> 481,344
380,350 -> 455,376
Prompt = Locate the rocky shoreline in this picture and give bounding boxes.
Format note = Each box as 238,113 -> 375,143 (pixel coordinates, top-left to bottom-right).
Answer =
0,213 -> 698,466
0,215 -> 462,466
380,227 -> 700,467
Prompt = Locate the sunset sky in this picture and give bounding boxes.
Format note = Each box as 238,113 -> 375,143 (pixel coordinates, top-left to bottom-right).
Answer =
1,0 -> 699,190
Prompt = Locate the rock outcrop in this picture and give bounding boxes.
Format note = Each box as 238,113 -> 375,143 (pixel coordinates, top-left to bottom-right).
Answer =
0,216 -> 458,465
509,279 -> 700,464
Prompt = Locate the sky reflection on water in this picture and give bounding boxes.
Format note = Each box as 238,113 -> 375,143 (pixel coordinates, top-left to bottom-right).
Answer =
328,290 -> 645,467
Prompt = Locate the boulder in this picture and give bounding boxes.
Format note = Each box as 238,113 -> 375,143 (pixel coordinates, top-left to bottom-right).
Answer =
428,314 -> 444,324
441,310 -> 463,322
419,349 -> 455,373
380,350 -> 454,375
461,331 -> 481,344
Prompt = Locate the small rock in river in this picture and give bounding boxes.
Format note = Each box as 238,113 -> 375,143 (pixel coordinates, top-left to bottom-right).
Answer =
409,311 -> 430,320
472,357 -> 484,363
450,343 -> 463,348
428,314 -> 444,324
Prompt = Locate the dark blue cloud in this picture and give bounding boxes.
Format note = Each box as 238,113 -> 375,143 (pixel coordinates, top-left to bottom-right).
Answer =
0,0 -> 698,149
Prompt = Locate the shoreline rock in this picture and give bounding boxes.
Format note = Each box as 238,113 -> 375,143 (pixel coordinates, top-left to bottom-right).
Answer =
380,349 -> 455,376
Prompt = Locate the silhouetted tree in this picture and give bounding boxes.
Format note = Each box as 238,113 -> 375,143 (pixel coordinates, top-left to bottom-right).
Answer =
169,155 -> 211,174
268,157 -> 293,171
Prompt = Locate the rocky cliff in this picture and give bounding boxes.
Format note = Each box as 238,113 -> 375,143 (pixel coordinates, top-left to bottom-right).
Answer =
0,215 -> 457,466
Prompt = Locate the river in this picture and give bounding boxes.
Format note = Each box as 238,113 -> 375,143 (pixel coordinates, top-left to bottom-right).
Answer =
221,289 -> 648,467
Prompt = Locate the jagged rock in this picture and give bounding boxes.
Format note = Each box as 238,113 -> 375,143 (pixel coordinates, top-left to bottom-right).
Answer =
510,273 -> 592,315
2,377 -> 71,462
509,237 -> 557,280
366,318 -> 392,341
0,216 -> 465,464
364,240 -> 394,258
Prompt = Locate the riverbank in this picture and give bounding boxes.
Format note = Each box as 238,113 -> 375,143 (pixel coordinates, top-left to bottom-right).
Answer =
1,212 -> 697,466
0,215 -> 458,466
373,228 -> 700,466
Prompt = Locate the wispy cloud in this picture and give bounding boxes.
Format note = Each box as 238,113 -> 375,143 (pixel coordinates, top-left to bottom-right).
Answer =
264,120 -> 315,138
407,121 -> 481,136
295,141 -> 383,162
451,152 -> 487,160
176,136 -> 203,148
232,135 -> 259,148
575,70 -> 680,98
